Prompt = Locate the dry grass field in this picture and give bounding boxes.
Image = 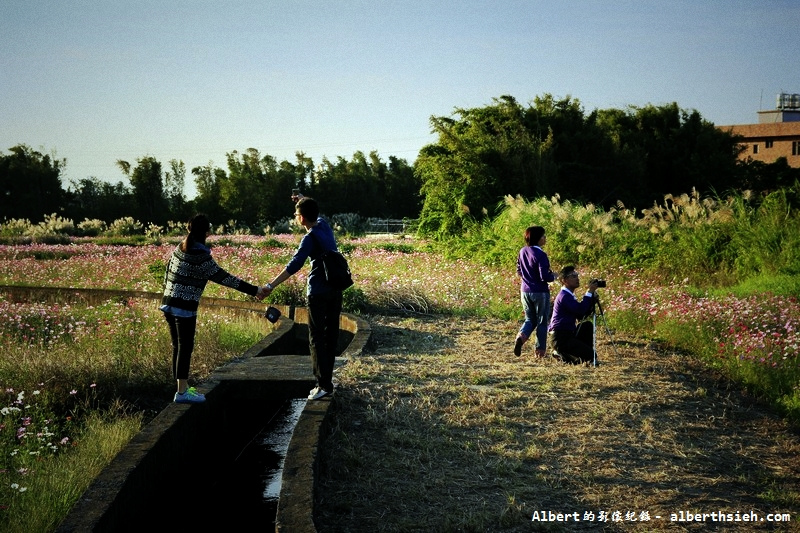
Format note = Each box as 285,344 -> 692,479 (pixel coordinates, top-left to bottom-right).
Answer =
315,315 -> 800,532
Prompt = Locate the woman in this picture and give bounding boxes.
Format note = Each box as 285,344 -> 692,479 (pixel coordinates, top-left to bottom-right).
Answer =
514,226 -> 556,357
160,214 -> 265,403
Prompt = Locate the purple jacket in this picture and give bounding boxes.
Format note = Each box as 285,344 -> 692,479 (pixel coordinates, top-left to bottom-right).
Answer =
548,288 -> 595,333
517,246 -> 555,293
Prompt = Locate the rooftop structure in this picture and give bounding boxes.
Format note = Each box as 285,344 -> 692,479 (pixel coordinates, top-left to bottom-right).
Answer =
718,93 -> 800,168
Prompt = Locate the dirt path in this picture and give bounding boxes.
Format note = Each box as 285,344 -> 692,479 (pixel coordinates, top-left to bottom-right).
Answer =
315,315 -> 800,532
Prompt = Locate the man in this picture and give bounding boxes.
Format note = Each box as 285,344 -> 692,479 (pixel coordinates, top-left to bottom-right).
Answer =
263,196 -> 342,399
547,266 -> 599,365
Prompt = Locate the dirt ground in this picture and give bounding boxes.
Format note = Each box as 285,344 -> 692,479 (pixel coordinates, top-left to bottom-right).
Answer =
315,314 -> 800,532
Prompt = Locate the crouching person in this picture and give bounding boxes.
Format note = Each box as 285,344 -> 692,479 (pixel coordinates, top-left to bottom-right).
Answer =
547,266 -> 598,365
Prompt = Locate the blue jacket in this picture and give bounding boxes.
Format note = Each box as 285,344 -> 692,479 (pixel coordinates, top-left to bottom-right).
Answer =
286,217 -> 339,296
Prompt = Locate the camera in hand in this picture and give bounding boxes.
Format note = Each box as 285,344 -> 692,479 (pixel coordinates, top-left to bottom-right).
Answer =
590,278 -> 607,288
265,306 -> 281,323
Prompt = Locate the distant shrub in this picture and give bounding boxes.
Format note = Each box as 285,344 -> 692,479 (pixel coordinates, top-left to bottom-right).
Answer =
105,217 -> 143,236
342,286 -> 368,313
331,213 -> 366,236
28,226 -> 71,244
265,217 -> 293,235
0,218 -> 33,237
77,219 -> 107,236
165,221 -> 186,236
145,223 -> 164,239
35,213 -> 75,236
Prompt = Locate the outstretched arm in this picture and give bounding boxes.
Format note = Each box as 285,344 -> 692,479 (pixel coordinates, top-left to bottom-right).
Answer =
262,268 -> 293,297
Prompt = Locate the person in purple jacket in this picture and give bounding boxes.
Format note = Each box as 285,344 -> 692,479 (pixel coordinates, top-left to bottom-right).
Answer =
547,265 -> 599,365
514,226 -> 556,357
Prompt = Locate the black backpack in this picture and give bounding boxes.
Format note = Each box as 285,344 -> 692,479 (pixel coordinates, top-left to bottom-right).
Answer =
311,231 -> 354,291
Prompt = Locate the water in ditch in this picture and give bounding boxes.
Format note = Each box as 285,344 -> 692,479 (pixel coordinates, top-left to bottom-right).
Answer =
197,397 -> 306,527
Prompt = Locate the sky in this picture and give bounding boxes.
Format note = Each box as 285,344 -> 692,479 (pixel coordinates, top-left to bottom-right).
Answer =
2,0 -> 799,199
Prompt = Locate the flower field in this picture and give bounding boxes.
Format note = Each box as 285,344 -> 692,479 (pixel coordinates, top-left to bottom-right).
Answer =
0,237 -> 520,316
1,235 -> 799,529
0,289 -> 267,530
2,237 -> 798,417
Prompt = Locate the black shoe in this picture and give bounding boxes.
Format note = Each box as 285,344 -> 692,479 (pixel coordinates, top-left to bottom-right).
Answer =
514,337 -> 524,357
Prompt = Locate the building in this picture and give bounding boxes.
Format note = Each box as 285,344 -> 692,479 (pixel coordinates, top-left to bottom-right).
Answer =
718,93 -> 800,168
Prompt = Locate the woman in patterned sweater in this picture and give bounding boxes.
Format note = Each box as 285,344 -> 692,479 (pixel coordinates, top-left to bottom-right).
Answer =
160,214 -> 266,403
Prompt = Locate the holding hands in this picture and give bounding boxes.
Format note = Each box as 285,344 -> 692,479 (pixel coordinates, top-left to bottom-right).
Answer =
255,283 -> 274,301
256,283 -> 273,301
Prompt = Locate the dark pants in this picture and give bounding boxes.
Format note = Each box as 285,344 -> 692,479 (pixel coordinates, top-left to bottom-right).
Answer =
308,290 -> 343,391
163,312 -> 197,380
549,321 -> 595,364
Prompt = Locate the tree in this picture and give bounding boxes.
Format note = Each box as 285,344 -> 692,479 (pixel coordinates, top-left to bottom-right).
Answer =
0,144 -> 65,221
416,94 -> 745,237
416,95 -> 556,236
164,159 -> 190,221
64,177 -> 134,223
385,155 -> 421,218
116,156 -> 167,224
192,162 -> 228,223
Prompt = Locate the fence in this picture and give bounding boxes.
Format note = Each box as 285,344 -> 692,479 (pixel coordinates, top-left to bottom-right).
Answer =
364,219 -> 418,235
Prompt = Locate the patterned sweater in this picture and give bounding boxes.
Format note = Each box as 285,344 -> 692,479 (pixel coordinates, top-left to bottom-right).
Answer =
160,243 -> 258,313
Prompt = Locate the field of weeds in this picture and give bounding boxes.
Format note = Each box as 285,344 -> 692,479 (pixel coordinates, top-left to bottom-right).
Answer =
317,315 -> 800,532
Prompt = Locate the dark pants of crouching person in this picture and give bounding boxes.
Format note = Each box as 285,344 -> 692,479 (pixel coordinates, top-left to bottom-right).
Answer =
549,322 -> 595,364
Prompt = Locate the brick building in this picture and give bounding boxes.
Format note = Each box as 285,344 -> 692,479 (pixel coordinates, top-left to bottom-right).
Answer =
718,93 -> 800,168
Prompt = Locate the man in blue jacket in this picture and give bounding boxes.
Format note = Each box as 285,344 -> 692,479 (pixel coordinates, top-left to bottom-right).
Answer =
263,196 -> 342,399
547,266 -> 599,365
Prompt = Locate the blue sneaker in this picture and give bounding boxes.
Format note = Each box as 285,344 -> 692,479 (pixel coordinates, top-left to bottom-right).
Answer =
174,387 -> 206,404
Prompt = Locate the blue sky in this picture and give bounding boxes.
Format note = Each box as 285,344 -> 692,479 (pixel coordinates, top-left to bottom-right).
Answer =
2,1 -> 798,198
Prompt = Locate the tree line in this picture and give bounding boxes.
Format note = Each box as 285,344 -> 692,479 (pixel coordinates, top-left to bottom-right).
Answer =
416,94 -> 800,237
3,93 -> 797,234
0,147 -> 420,230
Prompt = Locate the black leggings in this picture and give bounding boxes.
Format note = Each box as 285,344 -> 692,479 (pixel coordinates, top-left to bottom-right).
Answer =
163,312 -> 197,380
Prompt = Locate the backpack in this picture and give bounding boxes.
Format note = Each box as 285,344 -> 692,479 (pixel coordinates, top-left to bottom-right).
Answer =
311,231 -> 354,291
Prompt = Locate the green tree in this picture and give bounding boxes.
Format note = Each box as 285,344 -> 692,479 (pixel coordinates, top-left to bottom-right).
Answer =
64,177 -> 134,223
416,95 -> 556,237
0,145 -> 65,222
116,156 -> 167,225
191,162 -> 228,223
385,155 -> 421,218
416,94 -> 744,237
164,159 -> 191,221
223,148 -> 291,227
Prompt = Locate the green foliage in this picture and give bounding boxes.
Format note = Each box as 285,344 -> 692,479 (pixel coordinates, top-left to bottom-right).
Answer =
259,237 -> 291,249
0,145 -> 65,223
342,287 -> 368,313
331,213 -> 367,236
216,318 -> 266,353
452,188 -> 800,286
117,156 -> 168,225
105,216 -> 144,237
265,280 -> 307,307
416,95 -> 744,238
370,242 -> 417,254
338,242 -> 356,255
77,218 -> 107,236
148,259 -> 166,283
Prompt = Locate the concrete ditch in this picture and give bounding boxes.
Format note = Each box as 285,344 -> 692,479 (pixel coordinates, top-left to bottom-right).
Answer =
0,286 -> 371,533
